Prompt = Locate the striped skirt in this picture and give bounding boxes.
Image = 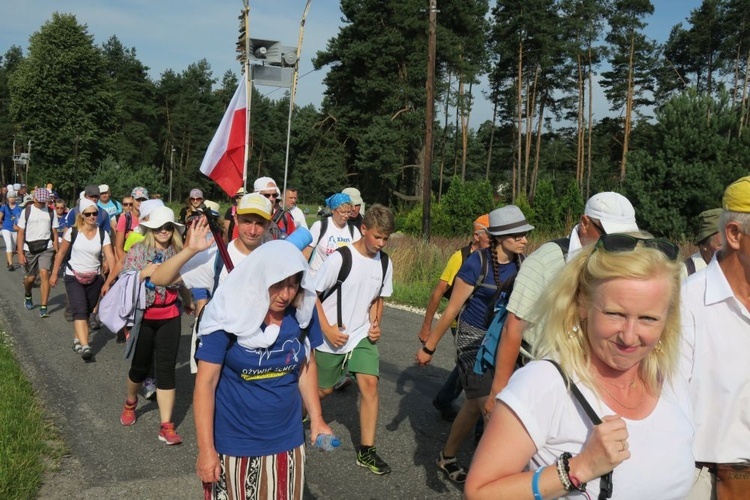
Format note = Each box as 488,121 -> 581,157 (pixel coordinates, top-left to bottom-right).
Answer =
203,445 -> 305,500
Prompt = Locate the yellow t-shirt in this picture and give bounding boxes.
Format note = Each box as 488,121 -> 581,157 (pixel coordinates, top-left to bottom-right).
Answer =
440,248 -> 465,286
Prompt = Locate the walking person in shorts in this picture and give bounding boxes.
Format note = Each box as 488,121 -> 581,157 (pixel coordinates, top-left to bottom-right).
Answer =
17,187 -> 59,317
315,204 -> 395,475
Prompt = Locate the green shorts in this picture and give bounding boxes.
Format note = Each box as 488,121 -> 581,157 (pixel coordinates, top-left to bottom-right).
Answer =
316,336 -> 380,389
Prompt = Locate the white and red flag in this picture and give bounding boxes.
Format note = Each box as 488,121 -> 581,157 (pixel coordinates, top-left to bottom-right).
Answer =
199,77 -> 247,196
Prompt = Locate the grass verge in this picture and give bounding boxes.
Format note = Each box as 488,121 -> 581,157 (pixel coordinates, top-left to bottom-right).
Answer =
0,331 -> 65,500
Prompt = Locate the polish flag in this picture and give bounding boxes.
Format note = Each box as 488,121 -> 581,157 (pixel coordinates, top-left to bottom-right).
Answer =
199,77 -> 247,196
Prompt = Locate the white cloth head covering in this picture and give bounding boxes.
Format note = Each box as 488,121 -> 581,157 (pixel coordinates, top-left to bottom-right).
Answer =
79,199 -> 97,212
197,240 -> 316,350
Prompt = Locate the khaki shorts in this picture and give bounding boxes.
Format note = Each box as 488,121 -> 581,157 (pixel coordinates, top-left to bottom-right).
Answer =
316,336 -> 379,389
24,248 -> 54,277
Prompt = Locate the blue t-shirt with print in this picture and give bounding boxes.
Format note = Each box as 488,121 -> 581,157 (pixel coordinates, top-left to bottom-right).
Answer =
1,204 -> 22,232
456,248 -> 520,329
97,199 -> 122,220
195,307 -> 323,457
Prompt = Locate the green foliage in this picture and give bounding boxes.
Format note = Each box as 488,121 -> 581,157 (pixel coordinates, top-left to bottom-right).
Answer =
514,191 -> 535,224
623,89 -> 748,238
529,179 -> 561,232
94,157 -> 168,200
439,177 -> 496,233
9,13 -> 117,189
400,201 -> 452,237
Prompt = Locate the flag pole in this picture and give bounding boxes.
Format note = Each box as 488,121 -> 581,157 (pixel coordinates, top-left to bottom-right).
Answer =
242,0 -> 251,193
281,0 -> 312,199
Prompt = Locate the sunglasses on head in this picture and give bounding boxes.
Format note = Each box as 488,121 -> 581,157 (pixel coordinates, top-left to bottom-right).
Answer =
154,223 -> 175,233
82,211 -> 98,218
594,234 -> 679,261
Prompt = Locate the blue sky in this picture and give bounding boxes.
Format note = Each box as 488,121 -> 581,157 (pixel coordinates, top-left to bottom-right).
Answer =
1,0 -> 703,127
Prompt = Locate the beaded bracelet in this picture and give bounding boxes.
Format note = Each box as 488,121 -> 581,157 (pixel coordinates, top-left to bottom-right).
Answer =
557,452 -> 587,493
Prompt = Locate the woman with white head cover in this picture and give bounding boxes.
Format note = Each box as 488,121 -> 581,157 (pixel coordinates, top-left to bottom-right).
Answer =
50,199 -> 115,361
194,239 -> 333,500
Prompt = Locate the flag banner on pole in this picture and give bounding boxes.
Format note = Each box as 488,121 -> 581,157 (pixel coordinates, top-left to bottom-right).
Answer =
199,77 -> 247,196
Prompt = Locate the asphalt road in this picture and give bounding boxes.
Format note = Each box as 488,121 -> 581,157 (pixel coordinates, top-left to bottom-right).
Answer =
1,261 -> 473,499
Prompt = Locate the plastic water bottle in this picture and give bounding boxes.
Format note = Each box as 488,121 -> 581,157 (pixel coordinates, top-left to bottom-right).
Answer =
144,254 -> 163,290
314,433 -> 341,451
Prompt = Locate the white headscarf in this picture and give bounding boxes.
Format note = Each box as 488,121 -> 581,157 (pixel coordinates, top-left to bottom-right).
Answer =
197,240 -> 317,350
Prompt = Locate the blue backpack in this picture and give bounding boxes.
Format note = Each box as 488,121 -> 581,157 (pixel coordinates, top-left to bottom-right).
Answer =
472,275 -> 517,375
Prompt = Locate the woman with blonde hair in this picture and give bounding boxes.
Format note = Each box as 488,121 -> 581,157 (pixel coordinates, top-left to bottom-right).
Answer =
465,233 -> 694,499
50,198 -> 115,361
116,206 -> 191,445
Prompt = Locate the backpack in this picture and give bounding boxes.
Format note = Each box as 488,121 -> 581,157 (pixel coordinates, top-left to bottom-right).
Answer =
315,216 -> 355,247
319,245 -> 390,327
443,243 -> 473,300
268,208 -> 296,240
64,226 -> 106,267
117,211 -> 133,235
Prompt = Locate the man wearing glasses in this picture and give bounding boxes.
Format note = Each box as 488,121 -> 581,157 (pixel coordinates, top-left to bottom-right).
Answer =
253,176 -> 296,239
64,184 -> 111,234
487,192 -> 639,414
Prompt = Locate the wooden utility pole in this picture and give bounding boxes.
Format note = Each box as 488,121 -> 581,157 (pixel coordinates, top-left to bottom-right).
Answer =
620,35 -> 635,181
422,0 -> 437,241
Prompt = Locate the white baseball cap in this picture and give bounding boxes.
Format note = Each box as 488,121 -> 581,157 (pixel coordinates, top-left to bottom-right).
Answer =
584,192 -> 638,234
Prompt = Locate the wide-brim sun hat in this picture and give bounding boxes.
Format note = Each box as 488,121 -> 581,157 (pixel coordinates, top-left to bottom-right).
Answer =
139,206 -> 183,230
486,205 -> 535,236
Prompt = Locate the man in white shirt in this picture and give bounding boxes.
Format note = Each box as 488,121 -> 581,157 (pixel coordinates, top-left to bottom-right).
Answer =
682,176 -> 750,499
284,187 -> 308,230
17,187 -> 59,318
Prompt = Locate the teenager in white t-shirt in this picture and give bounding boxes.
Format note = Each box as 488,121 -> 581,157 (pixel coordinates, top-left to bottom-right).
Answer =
303,193 -> 361,274
314,205 -> 394,476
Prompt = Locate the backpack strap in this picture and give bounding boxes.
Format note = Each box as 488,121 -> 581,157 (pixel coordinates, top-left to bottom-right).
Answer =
546,359 -> 613,499
319,245 -> 353,327
316,217 -> 329,248
551,237 -> 571,259
65,226 -> 107,271
684,257 -> 696,276
212,249 -> 226,295
378,251 -> 389,296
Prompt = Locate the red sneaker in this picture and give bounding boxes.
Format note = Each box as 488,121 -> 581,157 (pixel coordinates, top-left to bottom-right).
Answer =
158,422 -> 182,445
120,399 -> 137,426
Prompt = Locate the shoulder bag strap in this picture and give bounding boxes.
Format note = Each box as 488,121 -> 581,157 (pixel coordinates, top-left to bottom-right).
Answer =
545,359 -> 613,499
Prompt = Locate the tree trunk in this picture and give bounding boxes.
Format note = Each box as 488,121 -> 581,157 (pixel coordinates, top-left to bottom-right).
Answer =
453,76 -> 464,177
461,82 -> 472,181
587,58 -> 594,200
531,97 -> 545,201
486,100 -> 497,181
515,39 -> 523,201
524,65 -> 539,196
438,72 -> 452,201
576,50 -> 585,189
620,34 -> 635,182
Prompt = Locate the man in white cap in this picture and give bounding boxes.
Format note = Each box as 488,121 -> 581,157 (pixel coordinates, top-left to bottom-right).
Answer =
97,184 -> 122,231
342,187 -> 365,230
487,192 -> 639,413
253,176 -> 296,238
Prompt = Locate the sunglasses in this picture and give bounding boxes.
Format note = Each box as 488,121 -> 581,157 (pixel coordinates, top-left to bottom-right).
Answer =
154,223 -> 175,233
122,202 -> 134,207
261,192 -> 279,199
189,197 -> 203,201
82,211 -> 98,218
509,232 -> 529,241
594,234 -> 679,261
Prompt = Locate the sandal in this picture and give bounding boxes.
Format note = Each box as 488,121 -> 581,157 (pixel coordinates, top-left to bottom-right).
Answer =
437,451 -> 467,484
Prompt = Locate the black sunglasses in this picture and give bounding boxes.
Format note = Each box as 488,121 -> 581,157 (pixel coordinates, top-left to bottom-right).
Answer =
261,192 -> 279,199
82,211 -> 98,218
154,223 -> 175,233
594,234 -> 679,261
122,202 -> 134,207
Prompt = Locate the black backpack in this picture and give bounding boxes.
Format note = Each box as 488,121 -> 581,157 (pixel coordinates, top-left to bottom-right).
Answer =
315,216 -> 356,247
318,246 -> 390,327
